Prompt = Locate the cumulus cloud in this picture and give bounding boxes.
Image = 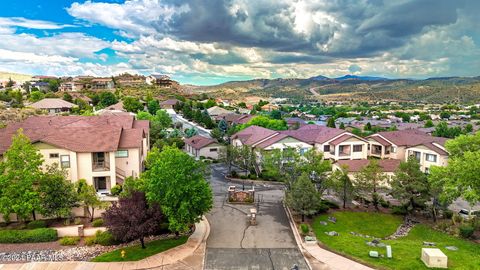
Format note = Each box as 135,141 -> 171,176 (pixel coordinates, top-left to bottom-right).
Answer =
0,17 -> 74,30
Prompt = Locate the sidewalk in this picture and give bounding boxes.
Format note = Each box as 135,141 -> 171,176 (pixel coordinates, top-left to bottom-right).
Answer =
284,206 -> 373,270
0,217 -> 210,270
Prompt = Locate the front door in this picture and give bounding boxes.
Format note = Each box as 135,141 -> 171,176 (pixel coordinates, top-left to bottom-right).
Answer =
94,177 -> 107,191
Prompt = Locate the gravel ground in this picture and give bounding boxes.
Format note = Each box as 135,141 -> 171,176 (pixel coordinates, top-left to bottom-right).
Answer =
0,233 -> 183,263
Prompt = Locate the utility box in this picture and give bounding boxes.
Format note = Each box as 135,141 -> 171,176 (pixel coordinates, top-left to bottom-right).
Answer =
421,248 -> 448,268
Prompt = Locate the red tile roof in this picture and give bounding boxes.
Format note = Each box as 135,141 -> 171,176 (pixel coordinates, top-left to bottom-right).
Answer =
232,125 -> 278,146
160,99 -> 179,106
336,159 -> 401,173
184,135 -> 217,150
0,115 -> 147,154
369,135 -> 392,146
373,130 -> 447,147
29,98 -> 76,109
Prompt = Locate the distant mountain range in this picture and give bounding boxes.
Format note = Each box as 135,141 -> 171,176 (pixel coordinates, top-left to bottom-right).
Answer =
190,75 -> 480,104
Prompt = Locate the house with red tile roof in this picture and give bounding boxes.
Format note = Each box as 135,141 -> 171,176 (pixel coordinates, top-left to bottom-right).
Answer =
184,135 -> 224,160
231,124 -> 368,161
28,98 -> 76,114
0,115 -> 149,196
333,159 -> 402,187
367,129 -> 448,173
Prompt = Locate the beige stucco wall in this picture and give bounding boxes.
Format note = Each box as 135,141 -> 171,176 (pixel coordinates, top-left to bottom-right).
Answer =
405,145 -> 448,173
185,143 -> 224,160
332,163 -> 394,188
115,148 -> 142,178
35,142 -> 78,180
264,137 -> 313,151
320,137 -> 368,160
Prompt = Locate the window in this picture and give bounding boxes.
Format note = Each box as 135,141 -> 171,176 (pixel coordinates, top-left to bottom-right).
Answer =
49,153 -> 59,158
115,150 -> 129,158
391,146 -> 397,153
299,148 -> 308,155
209,148 -> 218,152
60,155 -> 70,168
425,154 -> 437,162
323,145 -> 330,152
353,145 -> 363,152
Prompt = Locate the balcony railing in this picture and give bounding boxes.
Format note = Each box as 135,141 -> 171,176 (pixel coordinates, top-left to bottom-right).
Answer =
93,161 -> 110,171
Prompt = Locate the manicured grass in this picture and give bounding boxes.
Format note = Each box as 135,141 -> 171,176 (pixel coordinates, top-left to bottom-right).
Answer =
91,236 -> 188,262
312,211 -> 480,270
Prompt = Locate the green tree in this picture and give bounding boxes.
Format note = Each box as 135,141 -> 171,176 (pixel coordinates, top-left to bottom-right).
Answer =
185,127 -> 198,138
463,123 -> 473,134
433,121 -> 462,138
0,130 -> 43,221
424,120 -> 434,128
270,110 -> 282,120
327,117 -> 336,128
63,93 -> 73,103
430,133 -> 480,207
98,92 -> 118,108
240,116 -> 287,131
300,149 -> 332,194
391,157 -> 430,214
354,159 -> 386,211
364,122 -> 372,131
238,102 -> 247,108
136,111 -> 153,121
147,99 -> 160,115
154,110 -> 173,129
123,96 -> 144,113
339,122 -> 345,129
330,166 -> 355,208
219,145 -> 238,175
29,91 -> 45,102
143,146 -> 213,233
38,165 -> 78,219
286,173 -> 322,222
75,179 -> 105,222
204,99 -> 216,108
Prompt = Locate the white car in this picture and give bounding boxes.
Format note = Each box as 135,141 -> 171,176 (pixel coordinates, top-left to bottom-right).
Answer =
458,209 -> 479,219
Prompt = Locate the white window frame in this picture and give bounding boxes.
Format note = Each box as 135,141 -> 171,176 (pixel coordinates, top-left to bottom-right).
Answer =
60,155 -> 70,168
425,153 -> 437,162
353,145 -> 363,152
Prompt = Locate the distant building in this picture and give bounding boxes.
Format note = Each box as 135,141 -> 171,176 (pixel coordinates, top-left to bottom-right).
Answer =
115,73 -> 146,87
146,75 -> 179,88
31,75 -> 57,82
91,78 -> 114,90
332,159 -> 401,188
184,135 -> 224,160
160,99 -> 180,110
30,81 -> 50,92
59,81 -> 85,92
207,106 -> 233,117
29,98 -> 76,114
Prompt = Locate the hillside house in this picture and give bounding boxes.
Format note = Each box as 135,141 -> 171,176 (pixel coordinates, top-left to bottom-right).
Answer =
184,135 -> 224,160
29,98 -> 76,114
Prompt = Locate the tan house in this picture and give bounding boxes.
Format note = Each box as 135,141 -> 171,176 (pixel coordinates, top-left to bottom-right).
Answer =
207,106 -> 233,117
184,135 -> 224,160
160,99 -> 179,110
0,115 -> 149,196
91,78 -> 114,90
29,98 -> 76,114
367,130 -> 448,173
231,124 -> 368,160
332,159 -> 401,188
59,81 -> 85,92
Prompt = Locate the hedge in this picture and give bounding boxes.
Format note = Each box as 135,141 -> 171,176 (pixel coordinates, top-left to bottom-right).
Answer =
26,220 -> 47,229
0,228 -> 57,243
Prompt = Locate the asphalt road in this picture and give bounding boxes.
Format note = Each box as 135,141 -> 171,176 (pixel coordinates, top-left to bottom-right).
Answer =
167,109 -> 212,138
204,164 -> 308,270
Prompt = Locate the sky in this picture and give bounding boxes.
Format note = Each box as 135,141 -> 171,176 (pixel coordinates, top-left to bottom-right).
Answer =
0,0 -> 479,85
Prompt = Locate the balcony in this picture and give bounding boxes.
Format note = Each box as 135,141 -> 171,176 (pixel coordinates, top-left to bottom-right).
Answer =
92,152 -> 110,172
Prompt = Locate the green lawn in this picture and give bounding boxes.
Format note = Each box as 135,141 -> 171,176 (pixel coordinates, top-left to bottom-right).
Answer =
91,236 -> 188,262
312,212 -> 480,270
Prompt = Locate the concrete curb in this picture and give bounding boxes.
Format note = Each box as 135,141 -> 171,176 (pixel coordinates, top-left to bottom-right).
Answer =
0,216 -> 210,270
225,176 -> 286,186
283,203 -> 314,270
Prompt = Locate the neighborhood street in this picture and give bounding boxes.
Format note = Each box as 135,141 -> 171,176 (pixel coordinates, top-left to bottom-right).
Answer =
204,164 -> 308,270
166,109 -> 212,138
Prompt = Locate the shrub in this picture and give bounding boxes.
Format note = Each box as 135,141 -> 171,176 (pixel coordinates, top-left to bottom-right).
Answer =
391,205 -> 408,215
379,197 -> 390,208
0,228 -> 57,243
240,175 -> 248,179
459,225 -> 475,238
300,224 -> 309,235
60,236 -> 80,246
230,170 -> 238,178
92,219 -> 104,227
95,230 -> 118,246
110,185 -> 122,196
27,220 -> 47,229
248,174 -> 257,180
321,200 -> 339,209
452,213 -> 463,225
85,236 -> 97,246
443,209 -> 454,219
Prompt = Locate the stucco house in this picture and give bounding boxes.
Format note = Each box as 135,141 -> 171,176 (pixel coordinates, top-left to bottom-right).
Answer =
29,98 -> 76,114
0,115 -> 149,196
184,135 -> 224,160
367,130 -> 448,173
332,159 -> 401,188
231,124 -> 368,161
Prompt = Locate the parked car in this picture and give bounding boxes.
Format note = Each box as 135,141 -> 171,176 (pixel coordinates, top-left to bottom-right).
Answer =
458,209 -> 479,219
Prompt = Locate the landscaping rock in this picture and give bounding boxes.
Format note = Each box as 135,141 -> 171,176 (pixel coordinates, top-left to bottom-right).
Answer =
445,246 -> 458,251
423,241 -> 436,246
319,221 -> 328,226
328,217 -> 337,223
385,216 -> 418,240
325,231 -> 339,236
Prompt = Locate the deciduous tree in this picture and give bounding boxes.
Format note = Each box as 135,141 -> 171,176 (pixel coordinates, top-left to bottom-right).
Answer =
354,159 -> 386,210
103,191 -> 163,248
75,179 -> 105,222
330,166 -> 355,208
143,146 -> 212,233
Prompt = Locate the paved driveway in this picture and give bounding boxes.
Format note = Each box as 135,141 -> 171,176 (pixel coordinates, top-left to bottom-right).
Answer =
205,164 -> 308,270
